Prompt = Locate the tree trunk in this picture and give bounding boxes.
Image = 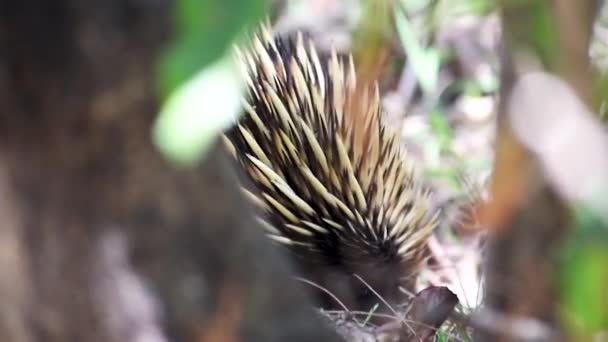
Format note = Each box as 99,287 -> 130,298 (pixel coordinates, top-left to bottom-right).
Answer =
0,1 -> 342,341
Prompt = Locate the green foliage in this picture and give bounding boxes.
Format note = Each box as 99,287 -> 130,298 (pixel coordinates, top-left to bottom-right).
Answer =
394,0 -> 497,191
153,0 -> 266,166
559,204 -> 608,334
432,0 -> 496,22
501,0 -> 558,70
429,108 -> 452,150
435,329 -> 450,342
457,78 -> 499,97
395,2 -> 454,183
593,75 -> 608,124
526,1 -> 557,69
394,5 -> 440,97
157,0 -> 267,98
402,0 -> 495,18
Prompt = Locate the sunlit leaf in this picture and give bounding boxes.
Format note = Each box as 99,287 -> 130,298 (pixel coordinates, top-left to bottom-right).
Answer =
153,54 -> 243,166
154,0 -> 267,164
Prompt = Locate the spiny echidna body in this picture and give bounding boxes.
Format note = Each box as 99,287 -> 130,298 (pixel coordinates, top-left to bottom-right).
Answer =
223,25 -> 439,313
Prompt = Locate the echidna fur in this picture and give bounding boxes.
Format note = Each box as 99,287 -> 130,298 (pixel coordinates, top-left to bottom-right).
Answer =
223,24 -> 440,313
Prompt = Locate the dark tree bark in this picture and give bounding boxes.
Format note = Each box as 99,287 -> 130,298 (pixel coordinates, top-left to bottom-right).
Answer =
0,1 -> 342,341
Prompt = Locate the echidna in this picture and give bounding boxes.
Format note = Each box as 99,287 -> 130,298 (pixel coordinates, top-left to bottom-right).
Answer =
223,25 -> 439,314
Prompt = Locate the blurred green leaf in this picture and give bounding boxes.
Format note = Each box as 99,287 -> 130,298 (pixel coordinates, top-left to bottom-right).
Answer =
154,0 -> 267,165
394,7 -> 440,96
559,204 -> 608,334
593,73 -> 608,122
451,77 -> 499,97
422,137 -> 442,168
449,0 -> 496,16
501,0 -> 557,69
429,0 -> 496,28
424,168 -> 463,189
153,54 -> 244,166
157,0 -> 266,99
528,1 -> 557,69
429,108 -> 453,150
466,0 -> 496,15
435,329 -> 449,342
400,0 -> 431,13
